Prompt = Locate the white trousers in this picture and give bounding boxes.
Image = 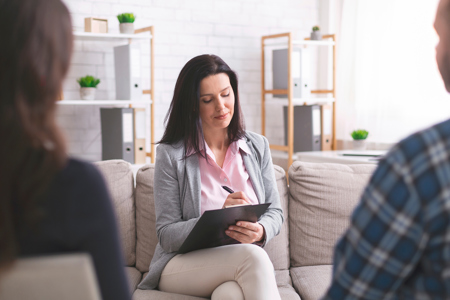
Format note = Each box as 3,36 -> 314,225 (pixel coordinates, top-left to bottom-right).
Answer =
158,244 -> 281,300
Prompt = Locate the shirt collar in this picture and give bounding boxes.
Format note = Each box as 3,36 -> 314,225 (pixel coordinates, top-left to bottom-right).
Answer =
186,137 -> 252,157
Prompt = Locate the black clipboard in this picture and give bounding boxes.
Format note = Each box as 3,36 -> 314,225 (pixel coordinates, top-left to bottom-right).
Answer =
178,203 -> 271,254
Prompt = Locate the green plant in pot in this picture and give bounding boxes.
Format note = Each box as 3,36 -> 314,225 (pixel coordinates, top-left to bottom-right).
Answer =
117,13 -> 135,34
311,25 -> 322,40
351,129 -> 369,150
77,75 -> 100,100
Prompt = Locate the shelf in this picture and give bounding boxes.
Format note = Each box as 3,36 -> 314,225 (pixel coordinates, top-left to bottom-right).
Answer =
264,40 -> 335,47
264,98 -> 334,106
57,100 -> 152,105
73,31 -> 152,40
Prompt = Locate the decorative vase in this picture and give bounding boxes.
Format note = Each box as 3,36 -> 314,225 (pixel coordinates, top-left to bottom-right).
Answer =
310,31 -> 322,40
80,87 -> 96,100
119,23 -> 134,34
352,139 -> 367,151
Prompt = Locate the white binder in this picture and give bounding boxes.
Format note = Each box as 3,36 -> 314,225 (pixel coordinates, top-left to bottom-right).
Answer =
114,44 -> 142,100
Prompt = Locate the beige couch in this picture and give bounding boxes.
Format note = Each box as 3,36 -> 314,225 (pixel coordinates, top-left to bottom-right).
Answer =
94,159 -> 376,300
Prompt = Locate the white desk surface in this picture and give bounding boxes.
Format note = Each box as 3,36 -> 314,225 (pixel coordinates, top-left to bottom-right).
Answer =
295,150 -> 387,165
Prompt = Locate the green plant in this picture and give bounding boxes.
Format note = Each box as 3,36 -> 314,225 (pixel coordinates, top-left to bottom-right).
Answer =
77,75 -> 100,88
117,13 -> 135,23
351,129 -> 369,140
312,26 -> 320,32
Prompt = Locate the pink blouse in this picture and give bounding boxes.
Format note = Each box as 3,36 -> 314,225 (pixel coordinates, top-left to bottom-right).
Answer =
197,139 -> 259,215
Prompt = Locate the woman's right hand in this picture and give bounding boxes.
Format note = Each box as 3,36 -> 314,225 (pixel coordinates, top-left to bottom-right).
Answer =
222,191 -> 252,208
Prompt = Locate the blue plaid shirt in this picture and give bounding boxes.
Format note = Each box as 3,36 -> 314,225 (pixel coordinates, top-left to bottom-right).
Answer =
322,119 -> 450,299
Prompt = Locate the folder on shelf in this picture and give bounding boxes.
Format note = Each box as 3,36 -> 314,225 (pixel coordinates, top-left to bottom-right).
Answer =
100,108 -> 135,163
114,44 -> 142,100
178,203 -> 271,254
283,105 -> 321,152
320,104 -> 332,151
133,108 -> 146,164
272,48 -> 311,99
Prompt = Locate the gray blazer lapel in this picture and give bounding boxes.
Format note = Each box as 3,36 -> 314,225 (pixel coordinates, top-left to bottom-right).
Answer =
184,154 -> 201,218
241,148 -> 264,204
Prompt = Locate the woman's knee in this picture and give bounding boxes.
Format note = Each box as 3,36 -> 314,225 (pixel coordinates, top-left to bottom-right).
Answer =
238,244 -> 273,272
211,281 -> 244,300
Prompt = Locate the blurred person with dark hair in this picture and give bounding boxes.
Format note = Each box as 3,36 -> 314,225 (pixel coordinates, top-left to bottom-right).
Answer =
138,54 -> 283,299
0,0 -> 130,299
322,0 -> 450,299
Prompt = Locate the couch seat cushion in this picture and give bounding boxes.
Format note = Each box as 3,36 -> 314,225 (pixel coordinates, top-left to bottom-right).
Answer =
138,272 -> 299,300
94,160 -> 136,267
290,265 -> 332,300
126,267 -> 142,293
288,162 -> 376,267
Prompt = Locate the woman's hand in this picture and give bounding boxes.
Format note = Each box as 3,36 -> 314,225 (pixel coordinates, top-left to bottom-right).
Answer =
226,221 -> 265,244
222,191 -> 252,208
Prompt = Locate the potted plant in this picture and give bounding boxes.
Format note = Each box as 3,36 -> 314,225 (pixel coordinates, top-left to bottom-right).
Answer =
77,75 -> 100,100
311,25 -> 322,40
117,13 -> 135,34
351,129 -> 369,150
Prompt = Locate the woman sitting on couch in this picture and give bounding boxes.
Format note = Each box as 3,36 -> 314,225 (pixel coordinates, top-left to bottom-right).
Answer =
0,0 -> 130,299
138,54 -> 283,299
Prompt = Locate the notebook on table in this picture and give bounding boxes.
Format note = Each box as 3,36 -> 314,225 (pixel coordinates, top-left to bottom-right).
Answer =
178,203 -> 271,254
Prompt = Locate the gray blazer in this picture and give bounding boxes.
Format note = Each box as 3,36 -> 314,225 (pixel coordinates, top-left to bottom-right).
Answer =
138,131 -> 284,290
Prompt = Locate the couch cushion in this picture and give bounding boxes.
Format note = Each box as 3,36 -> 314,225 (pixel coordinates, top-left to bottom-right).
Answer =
126,267 -> 142,293
264,165 -> 290,271
278,285 -> 301,300
290,265 -> 332,300
137,272 -> 299,300
94,160 -> 136,267
288,162 -> 376,267
135,164 -> 157,273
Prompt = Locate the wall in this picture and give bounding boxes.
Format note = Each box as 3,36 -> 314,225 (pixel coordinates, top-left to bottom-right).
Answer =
59,0 -> 320,162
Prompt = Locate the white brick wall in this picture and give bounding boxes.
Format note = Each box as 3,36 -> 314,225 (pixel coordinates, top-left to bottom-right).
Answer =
59,0 -> 320,162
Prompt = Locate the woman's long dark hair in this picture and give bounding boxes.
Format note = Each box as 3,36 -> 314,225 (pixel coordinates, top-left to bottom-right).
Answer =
0,0 -> 72,271
158,54 -> 245,158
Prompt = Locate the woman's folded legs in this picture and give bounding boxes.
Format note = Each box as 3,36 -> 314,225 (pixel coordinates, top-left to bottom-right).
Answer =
158,244 -> 281,300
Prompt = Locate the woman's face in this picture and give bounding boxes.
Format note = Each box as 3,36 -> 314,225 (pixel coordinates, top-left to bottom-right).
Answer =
198,73 -> 235,135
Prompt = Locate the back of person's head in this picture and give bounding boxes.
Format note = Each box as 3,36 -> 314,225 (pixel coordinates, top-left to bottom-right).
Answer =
0,0 -> 72,271
159,54 -> 245,156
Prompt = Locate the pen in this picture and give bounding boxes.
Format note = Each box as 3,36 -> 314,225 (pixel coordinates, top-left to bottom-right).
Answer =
222,185 -> 234,194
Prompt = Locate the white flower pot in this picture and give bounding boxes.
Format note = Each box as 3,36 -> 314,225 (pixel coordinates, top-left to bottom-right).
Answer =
119,23 -> 135,34
352,140 -> 367,151
80,87 -> 96,100
311,31 -> 322,40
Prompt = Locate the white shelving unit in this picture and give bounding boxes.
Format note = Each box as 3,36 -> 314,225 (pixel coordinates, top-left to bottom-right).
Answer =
261,32 -> 336,168
60,27 -> 155,163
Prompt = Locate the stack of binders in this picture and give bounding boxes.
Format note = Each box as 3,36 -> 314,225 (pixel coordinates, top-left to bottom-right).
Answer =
283,104 -> 333,152
100,107 -> 147,164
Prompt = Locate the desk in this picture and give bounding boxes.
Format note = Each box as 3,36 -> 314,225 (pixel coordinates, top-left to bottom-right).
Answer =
295,150 -> 387,165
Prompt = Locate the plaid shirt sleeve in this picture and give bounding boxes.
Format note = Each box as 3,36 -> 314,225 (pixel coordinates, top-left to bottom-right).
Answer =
322,147 -> 429,299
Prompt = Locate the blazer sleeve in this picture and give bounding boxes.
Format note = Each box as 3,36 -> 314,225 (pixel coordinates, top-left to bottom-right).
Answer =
257,136 -> 284,244
154,144 -> 199,253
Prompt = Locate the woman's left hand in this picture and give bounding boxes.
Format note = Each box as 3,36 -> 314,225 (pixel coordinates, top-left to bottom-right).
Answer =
225,221 -> 265,244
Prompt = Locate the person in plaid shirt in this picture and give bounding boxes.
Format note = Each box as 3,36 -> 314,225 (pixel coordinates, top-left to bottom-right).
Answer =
322,0 -> 450,299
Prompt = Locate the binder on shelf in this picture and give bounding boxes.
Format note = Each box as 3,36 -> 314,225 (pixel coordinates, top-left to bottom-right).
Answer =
114,44 -> 142,100
100,108 -> 135,163
133,108 -> 146,164
320,104 -> 332,151
272,48 -> 311,99
283,105 -> 321,152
